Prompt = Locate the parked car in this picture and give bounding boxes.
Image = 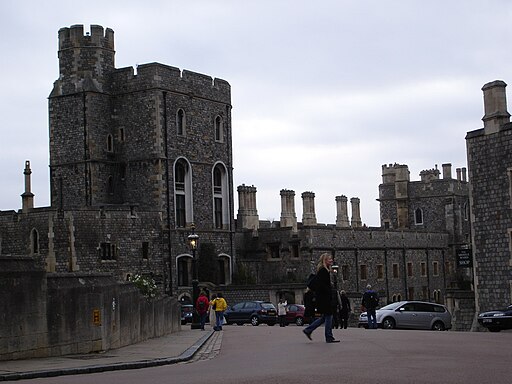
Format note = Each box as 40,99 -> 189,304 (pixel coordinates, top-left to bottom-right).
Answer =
181,304 -> 194,325
284,304 -> 306,326
224,301 -> 278,326
478,304 -> 512,332
358,300 -> 452,331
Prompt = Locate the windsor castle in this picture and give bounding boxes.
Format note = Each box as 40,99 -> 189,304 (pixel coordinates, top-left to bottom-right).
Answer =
1,25 -> 510,360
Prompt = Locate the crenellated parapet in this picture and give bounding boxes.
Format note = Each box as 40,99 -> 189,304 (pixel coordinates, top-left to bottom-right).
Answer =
52,25 -> 115,96
58,24 -> 114,51
381,163 -> 410,184
52,25 -> 231,104
109,63 -> 231,104
419,166 -> 440,182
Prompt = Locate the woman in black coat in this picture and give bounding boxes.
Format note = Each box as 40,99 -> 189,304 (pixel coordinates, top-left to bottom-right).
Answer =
302,253 -> 340,343
339,290 -> 351,329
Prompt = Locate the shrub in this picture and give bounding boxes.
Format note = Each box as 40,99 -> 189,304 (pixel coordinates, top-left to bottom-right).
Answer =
129,274 -> 157,300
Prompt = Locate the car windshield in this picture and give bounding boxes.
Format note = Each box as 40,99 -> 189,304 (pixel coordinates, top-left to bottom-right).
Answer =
261,303 -> 276,309
379,302 -> 403,311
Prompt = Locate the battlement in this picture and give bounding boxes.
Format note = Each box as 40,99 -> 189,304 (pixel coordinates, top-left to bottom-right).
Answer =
110,63 -> 231,104
58,24 -> 114,51
381,163 -> 409,183
419,166 -> 440,182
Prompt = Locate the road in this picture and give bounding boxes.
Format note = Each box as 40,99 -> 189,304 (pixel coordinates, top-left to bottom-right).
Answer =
14,325 -> 511,384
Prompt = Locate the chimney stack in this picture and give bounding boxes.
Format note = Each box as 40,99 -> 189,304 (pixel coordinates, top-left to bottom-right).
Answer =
482,80 -> 510,134
21,160 -> 34,213
301,192 -> 317,226
335,195 -> 350,227
236,184 -> 259,230
280,189 -> 297,231
350,197 -> 362,228
442,163 -> 452,179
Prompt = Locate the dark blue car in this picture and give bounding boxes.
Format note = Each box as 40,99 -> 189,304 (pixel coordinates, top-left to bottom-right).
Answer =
478,304 -> 512,332
224,301 -> 277,326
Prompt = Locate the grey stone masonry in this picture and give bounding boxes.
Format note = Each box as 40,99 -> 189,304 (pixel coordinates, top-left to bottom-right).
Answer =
466,80 -> 512,315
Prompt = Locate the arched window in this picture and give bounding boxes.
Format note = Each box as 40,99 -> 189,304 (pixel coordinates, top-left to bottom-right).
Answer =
214,115 -> 223,142
177,255 -> 193,286
217,253 -> 232,285
177,109 -> 186,136
212,163 -> 229,229
174,158 -> 193,228
31,228 -> 39,254
414,208 -> 423,225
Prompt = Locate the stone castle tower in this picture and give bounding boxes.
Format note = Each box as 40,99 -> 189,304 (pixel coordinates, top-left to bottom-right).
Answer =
378,162 -> 470,246
466,80 -> 512,314
48,25 -> 233,232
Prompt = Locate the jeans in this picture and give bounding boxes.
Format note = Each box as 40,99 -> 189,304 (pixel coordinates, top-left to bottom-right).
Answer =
199,312 -> 208,330
304,314 -> 334,341
367,308 -> 377,329
214,311 -> 224,330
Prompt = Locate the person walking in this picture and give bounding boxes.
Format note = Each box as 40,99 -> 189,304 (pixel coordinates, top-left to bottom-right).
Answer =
278,299 -> 288,327
195,291 -> 209,330
208,293 -> 217,327
362,284 -> 379,329
302,253 -> 340,343
211,292 -> 227,331
339,290 -> 351,329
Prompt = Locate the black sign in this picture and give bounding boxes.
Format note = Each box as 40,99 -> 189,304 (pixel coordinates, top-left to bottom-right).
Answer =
456,248 -> 472,268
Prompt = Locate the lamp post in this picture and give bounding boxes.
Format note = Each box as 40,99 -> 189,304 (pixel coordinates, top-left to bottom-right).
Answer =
187,224 -> 200,329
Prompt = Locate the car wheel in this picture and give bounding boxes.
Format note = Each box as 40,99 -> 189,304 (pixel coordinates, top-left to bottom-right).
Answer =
432,321 -> 445,331
488,327 -> 501,332
382,317 -> 396,329
296,317 -> 304,326
250,315 -> 260,326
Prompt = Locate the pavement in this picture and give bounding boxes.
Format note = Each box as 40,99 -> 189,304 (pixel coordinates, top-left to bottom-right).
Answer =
0,327 -> 219,382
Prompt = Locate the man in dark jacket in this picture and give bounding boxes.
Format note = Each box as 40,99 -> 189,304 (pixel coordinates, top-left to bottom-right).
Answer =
362,284 -> 379,329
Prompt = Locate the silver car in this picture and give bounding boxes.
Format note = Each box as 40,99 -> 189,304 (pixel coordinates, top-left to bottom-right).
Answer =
359,301 -> 452,331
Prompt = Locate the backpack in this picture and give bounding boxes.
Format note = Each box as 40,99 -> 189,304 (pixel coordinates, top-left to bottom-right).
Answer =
306,273 -> 319,291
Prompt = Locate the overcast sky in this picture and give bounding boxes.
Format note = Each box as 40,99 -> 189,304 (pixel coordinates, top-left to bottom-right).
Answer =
1,0 -> 512,226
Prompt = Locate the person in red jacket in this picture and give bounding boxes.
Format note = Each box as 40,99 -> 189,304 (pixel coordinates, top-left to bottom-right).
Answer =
196,291 -> 210,330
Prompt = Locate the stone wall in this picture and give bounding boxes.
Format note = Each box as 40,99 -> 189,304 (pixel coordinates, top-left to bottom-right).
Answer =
235,226 -> 453,304
0,257 -> 180,361
0,256 -> 47,360
445,289 -> 476,331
